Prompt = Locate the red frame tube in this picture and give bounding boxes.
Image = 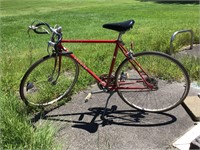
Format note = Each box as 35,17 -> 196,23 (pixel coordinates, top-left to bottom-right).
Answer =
61,39 -> 117,44
60,39 -> 151,90
61,39 -> 119,87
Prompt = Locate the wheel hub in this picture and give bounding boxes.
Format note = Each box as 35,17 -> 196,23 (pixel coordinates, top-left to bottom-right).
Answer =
145,77 -> 158,90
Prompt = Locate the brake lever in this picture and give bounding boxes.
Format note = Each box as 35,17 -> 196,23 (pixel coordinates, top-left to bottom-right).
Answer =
40,26 -> 50,34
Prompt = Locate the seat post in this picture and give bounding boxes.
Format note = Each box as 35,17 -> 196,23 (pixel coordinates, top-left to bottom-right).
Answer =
117,32 -> 125,45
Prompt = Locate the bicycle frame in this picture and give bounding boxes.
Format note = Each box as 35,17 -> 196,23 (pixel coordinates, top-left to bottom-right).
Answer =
58,39 -> 152,91
20,20 -> 190,112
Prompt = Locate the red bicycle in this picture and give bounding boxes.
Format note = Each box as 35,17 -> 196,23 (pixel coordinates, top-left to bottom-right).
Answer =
20,20 -> 190,112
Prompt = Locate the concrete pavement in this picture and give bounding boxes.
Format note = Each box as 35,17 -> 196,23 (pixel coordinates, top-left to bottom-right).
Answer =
179,44 -> 200,58
34,84 -> 198,150
178,44 -> 200,122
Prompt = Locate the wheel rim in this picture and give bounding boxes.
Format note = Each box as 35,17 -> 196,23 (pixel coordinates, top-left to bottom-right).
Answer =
20,55 -> 79,106
116,52 -> 190,112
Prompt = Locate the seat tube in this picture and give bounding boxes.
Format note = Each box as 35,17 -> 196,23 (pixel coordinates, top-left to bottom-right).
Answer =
106,42 -> 119,86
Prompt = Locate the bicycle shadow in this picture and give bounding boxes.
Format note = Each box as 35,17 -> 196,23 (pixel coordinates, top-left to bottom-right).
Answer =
38,105 -> 177,133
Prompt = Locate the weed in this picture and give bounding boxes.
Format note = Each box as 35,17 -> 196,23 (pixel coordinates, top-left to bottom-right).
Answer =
0,0 -> 199,148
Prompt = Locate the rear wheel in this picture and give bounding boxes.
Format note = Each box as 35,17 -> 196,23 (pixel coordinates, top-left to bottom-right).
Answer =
20,54 -> 79,106
115,51 -> 190,112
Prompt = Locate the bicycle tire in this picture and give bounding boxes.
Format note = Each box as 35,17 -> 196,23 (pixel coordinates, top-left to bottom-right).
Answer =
20,54 -> 79,106
115,51 -> 190,112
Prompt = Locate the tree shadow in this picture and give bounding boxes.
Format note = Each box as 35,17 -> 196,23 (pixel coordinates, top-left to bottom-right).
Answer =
35,105 -> 177,133
137,0 -> 199,4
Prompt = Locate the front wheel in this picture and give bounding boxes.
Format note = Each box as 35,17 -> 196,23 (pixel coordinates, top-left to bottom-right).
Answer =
20,54 -> 79,107
115,51 -> 190,112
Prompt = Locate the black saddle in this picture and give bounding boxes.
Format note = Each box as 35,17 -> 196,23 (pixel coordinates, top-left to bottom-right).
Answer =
103,20 -> 135,32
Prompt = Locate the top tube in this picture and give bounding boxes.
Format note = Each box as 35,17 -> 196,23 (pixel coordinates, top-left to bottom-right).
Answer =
61,39 -> 117,44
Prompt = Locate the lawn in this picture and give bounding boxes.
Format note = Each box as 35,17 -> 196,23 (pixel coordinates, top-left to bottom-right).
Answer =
0,0 -> 199,149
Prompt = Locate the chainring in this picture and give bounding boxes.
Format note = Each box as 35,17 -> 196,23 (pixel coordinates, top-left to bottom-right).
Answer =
97,74 -> 115,90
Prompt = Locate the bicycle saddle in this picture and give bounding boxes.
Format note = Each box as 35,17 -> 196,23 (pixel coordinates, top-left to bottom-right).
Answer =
103,20 -> 135,32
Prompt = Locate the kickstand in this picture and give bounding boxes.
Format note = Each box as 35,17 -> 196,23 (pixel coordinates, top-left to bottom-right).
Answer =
100,91 -> 115,123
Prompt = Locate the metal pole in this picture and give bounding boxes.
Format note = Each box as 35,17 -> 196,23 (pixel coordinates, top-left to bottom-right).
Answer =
169,29 -> 194,55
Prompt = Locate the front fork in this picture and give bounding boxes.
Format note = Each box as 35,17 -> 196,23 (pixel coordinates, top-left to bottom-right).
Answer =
48,53 -> 61,85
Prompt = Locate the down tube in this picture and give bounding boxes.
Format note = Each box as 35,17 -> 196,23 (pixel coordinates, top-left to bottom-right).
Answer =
69,53 -> 106,86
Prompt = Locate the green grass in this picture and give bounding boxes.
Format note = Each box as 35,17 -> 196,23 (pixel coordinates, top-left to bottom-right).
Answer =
0,0 -> 199,149
0,91 -> 57,149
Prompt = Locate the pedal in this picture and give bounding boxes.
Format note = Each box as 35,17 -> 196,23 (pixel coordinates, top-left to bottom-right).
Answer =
85,93 -> 92,103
